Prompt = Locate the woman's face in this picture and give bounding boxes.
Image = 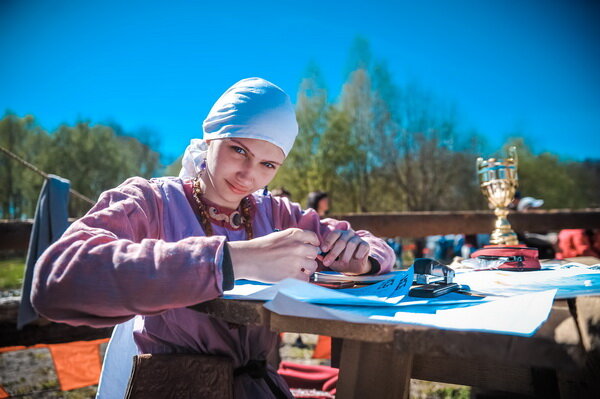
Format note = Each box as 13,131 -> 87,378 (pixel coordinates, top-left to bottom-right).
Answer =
202,138 -> 285,208
317,197 -> 329,216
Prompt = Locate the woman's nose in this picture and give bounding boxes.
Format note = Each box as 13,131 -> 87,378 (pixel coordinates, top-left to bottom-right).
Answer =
235,164 -> 254,185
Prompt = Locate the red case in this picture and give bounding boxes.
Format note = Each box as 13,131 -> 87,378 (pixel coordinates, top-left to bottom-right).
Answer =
470,246 -> 541,271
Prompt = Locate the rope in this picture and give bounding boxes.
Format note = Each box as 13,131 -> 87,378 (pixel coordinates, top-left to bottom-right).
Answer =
0,144 -> 96,206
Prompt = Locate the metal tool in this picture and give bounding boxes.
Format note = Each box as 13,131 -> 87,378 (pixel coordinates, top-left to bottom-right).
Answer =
413,258 -> 455,284
409,258 -> 460,298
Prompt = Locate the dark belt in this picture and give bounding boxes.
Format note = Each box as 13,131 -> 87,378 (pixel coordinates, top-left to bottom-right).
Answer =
234,360 -> 289,399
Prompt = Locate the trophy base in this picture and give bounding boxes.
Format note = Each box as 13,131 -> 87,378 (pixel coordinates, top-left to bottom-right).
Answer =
490,230 -> 519,246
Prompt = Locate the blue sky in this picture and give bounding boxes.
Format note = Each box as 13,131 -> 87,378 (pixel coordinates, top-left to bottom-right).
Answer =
1,0 -> 599,164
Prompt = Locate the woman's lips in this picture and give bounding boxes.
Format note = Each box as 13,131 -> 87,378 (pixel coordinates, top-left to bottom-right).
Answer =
225,180 -> 249,195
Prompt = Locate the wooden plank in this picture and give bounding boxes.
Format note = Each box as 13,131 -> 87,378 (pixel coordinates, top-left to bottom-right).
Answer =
0,296 -> 111,346
393,301 -> 585,372
0,219 -> 32,252
0,320 -> 112,347
2,209 -> 599,253
509,209 -> 600,235
188,299 -> 270,326
337,339 -> 412,399
331,208 -> 600,237
411,355 -> 534,396
269,312 -> 397,343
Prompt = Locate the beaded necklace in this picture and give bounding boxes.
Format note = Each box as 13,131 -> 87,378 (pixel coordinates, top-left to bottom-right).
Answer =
191,177 -> 254,239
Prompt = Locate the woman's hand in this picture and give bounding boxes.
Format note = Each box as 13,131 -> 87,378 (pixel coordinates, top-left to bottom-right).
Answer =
228,228 -> 320,283
320,229 -> 371,275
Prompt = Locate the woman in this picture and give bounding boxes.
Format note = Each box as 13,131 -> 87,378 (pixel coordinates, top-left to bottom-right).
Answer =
307,191 -> 329,218
31,78 -> 394,398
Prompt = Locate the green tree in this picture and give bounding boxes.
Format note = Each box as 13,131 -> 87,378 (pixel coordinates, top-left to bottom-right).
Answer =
164,155 -> 183,177
273,39 -> 489,213
271,63 -> 330,205
505,138 -> 594,209
0,112 -> 50,218
42,121 -> 161,216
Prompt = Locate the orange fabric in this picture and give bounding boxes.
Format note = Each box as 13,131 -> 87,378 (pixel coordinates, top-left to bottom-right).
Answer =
48,339 -> 108,391
312,335 -> 331,359
1,339 -> 109,393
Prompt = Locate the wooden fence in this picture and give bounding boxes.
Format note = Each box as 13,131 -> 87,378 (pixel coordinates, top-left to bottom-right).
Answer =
2,209 -> 600,252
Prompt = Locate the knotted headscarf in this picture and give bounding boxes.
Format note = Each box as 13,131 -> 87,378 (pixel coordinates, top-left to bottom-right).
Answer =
179,77 -> 298,179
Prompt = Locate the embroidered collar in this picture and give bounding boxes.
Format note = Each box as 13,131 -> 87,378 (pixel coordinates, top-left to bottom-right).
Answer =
183,179 -> 256,234
198,195 -> 246,230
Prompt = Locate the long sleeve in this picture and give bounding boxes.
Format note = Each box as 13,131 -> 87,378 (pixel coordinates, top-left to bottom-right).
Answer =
270,196 -> 395,275
31,177 -> 228,328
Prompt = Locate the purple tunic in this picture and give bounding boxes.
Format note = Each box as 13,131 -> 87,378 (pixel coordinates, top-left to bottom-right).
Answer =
32,176 -> 394,398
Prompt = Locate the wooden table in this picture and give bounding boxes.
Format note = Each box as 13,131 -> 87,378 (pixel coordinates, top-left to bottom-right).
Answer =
190,295 -> 600,399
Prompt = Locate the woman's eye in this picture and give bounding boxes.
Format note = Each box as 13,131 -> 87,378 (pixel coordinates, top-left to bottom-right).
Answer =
231,146 -> 246,155
263,162 -> 276,169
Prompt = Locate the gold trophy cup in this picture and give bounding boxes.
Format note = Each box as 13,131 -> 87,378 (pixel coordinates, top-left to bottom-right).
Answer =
477,146 -> 519,246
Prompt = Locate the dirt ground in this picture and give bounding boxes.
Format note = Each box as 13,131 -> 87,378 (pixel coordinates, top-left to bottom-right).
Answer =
1,311 -> 468,399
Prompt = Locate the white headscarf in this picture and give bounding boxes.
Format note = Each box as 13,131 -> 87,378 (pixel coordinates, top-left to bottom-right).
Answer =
179,77 -> 298,179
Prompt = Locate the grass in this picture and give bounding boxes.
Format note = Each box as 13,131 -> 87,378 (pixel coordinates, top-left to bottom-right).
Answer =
0,257 -> 26,290
431,386 -> 471,399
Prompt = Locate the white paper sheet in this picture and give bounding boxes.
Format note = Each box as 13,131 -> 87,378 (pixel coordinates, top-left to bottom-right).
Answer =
264,289 -> 557,336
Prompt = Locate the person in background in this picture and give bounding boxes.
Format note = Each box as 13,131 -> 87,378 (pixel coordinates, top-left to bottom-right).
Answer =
460,234 -> 478,259
307,191 -> 329,218
385,237 -> 403,268
557,229 -> 600,259
508,191 -> 522,210
509,191 -> 545,212
425,234 -> 461,264
512,194 -> 556,258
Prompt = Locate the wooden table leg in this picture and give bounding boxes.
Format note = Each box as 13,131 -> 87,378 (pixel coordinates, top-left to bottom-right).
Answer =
331,337 -> 343,368
336,339 -> 413,399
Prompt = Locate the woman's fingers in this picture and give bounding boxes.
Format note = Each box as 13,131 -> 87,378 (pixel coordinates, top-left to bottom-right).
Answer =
323,239 -> 345,266
304,259 -> 318,274
301,243 -> 321,259
297,259 -> 318,281
354,241 -> 370,260
321,231 -> 341,253
231,227 -> 372,283
230,228 -> 322,283
323,230 -> 355,266
319,230 -> 372,275
341,235 -> 362,264
290,228 -> 320,246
